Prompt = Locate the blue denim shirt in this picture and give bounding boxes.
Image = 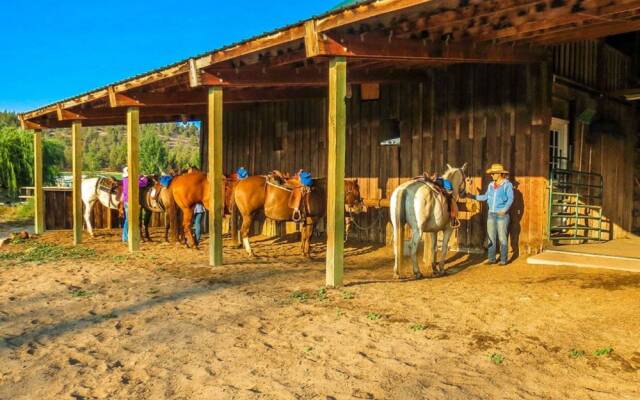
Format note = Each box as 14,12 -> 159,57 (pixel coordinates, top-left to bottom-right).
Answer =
475,179 -> 514,214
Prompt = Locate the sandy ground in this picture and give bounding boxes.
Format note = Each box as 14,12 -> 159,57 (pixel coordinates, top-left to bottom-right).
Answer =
1,229 -> 639,400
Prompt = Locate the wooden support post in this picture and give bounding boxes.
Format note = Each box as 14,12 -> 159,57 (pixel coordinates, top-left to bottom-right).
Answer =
208,87 -> 224,266
71,121 -> 83,245
127,107 -> 140,252
33,130 -> 45,234
326,57 -> 347,287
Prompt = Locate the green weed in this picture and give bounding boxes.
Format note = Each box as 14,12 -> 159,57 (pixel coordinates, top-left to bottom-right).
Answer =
489,353 -> 504,365
594,347 -> 614,357
70,289 -> 93,298
317,288 -> 328,301
569,348 -> 585,359
410,323 -> 427,332
342,291 -> 355,300
336,308 -> 345,317
290,291 -> 309,302
0,242 -> 96,264
303,346 -> 313,353
367,312 -> 382,321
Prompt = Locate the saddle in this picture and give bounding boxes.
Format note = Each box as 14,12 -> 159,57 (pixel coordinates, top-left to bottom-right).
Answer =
413,173 -> 458,226
96,177 -> 121,209
266,170 -> 312,222
141,179 -> 165,212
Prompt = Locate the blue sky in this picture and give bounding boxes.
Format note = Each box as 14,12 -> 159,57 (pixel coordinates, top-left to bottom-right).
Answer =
0,1 -> 339,112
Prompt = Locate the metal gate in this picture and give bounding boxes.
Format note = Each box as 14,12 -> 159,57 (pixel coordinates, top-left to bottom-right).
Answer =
547,169 -> 607,243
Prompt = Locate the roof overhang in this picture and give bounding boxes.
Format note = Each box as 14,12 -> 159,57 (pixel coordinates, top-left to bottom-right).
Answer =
20,0 -> 640,129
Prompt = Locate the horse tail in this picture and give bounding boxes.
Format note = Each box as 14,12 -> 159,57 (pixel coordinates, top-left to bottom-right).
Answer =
230,191 -> 240,245
390,183 -> 407,273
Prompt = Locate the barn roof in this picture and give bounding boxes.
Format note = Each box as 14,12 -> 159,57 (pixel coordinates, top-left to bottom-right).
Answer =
20,0 -> 640,129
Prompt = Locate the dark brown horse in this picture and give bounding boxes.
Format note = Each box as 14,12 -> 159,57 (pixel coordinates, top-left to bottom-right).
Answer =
232,173 -> 363,258
169,171 -> 238,247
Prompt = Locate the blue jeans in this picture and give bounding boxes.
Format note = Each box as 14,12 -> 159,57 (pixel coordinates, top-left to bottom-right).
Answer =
487,212 -> 510,263
193,212 -> 204,243
122,203 -> 128,242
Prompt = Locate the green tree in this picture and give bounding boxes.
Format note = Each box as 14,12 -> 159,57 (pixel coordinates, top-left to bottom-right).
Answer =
140,129 -> 168,174
0,111 -> 19,127
0,127 -> 65,196
0,126 -> 32,195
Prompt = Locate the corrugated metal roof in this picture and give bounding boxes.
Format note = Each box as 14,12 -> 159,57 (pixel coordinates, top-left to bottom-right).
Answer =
23,0 -> 382,117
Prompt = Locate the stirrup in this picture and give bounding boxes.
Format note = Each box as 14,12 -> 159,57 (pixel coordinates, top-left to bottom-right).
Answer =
450,218 -> 461,229
292,209 -> 302,223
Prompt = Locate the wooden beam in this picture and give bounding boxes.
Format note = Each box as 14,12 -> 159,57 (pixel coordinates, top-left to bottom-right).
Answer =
326,57 -> 347,288
309,31 -> 544,63
71,121 -> 83,245
127,107 -> 141,252
190,59 -> 228,87
478,0 -> 640,43
207,65 -> 430,87
56,105 -> 87,121
33,130 -> 44,235
531,18 -> 640,44
208,87 -> 224,267
18,115 -> 44,130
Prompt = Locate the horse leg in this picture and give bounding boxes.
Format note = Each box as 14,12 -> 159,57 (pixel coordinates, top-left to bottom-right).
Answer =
240,214 -> 254,257
301,219 -> 314,258
439,227 -> 454,276
143,209 -> 152,242
230,201 -> 240,247
83,201 -> 94,238
345,216 -> 351,243
182,207 -> 196,248
430,232 -> 438,276
409,228 -> 423,280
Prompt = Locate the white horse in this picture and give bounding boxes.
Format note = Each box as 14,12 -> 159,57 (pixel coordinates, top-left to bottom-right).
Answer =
390,163 -> 468,279
82,177 -> 122,237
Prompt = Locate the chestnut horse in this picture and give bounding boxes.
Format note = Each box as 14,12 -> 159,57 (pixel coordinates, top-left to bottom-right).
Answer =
169,171 -> 237,247
232,174 -> 363,258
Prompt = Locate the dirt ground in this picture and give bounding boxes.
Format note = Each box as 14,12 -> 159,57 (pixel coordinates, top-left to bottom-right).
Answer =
1,229 -> 639,400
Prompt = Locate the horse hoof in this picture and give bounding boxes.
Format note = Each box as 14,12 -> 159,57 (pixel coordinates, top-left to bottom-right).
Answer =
414,273 -> 423,280
393,273 -> 401,280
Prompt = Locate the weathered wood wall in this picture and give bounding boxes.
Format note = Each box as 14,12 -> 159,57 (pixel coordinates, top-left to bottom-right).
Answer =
551,41 -> 632,92
43,188 -> 164,231
218,63 -> 552,254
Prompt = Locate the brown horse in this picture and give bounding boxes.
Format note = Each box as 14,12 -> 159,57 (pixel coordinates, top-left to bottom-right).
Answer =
169,171 -> 238,247
232,173 -> 363,258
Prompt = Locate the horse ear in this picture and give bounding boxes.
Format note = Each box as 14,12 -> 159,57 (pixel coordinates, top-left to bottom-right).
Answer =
446,163 -> 453,171
461,162 -> 468,172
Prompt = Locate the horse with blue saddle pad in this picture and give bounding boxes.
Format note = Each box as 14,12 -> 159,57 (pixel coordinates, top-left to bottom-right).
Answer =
390,163 -> 468,279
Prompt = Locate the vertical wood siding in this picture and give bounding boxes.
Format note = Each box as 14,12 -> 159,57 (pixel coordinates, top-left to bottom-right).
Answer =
221,63 -> 552,253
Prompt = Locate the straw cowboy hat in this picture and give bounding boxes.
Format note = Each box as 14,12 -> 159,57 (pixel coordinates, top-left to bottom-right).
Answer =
486,163 -> 509,175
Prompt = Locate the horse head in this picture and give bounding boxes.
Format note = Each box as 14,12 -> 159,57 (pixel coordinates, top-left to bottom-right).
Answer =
345,179 -> 364,212
443,162 -> 468,201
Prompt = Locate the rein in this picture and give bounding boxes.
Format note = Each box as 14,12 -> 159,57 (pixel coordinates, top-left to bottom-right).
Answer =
347,208 -> 384,232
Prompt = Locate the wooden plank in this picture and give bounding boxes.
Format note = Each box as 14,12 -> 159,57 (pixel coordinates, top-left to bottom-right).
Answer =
126,108 -> 141,252
33,130 -> 45,235
71,121 -> 83,245
326,57 -> 346,288
208,87 -> 224,266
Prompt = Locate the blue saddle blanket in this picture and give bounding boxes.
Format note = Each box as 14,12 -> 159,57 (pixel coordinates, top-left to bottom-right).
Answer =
159,175 -> 173,187
299,171 -> 313,186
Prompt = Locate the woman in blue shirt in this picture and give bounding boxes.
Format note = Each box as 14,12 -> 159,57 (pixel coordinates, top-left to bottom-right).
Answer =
468,164 -> 514,265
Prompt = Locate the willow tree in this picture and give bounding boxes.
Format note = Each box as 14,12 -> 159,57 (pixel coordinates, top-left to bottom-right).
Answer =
0,126 -> 66,197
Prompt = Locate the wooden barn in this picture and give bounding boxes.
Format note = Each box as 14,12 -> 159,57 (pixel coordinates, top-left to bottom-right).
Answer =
20,0 -> 640,285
